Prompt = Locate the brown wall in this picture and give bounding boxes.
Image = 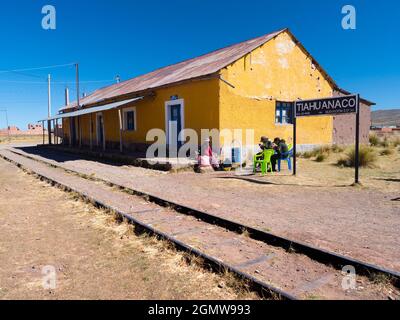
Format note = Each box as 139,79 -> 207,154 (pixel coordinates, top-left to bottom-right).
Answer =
332,91 -> 371,145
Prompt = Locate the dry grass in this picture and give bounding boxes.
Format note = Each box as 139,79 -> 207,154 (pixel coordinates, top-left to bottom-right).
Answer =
301,151 -> 313,159
371,273 -> 393,286
301,145 -> 342,162
337,146 -> 377,168
240,228 -> 251,238
331,144 -> 345,153
3,161 -> 253,300
379,137 -> 390,148
315,153 -> 328,162
312,145 -> 333,156
391,137 -> 400,148
64,190 -> 259,300
0,135 -> 43,144
369,134 -> 380,147
379,148 -> 394,156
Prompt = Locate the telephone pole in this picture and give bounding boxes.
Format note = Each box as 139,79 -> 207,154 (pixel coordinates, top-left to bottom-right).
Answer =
75,63 -> 80,108
47,74 -> 52,144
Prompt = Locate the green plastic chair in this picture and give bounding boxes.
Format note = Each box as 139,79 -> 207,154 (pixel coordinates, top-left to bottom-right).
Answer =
253,149 -> 274,174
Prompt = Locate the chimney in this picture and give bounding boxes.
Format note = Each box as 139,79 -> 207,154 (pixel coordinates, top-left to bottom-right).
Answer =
65,87 -> 70,106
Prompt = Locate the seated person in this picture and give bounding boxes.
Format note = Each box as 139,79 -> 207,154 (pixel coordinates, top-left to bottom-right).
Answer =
255,136 -> 269,159
199,138 -> 219,169
271,138 -> 289,171
254,136 -> 271,170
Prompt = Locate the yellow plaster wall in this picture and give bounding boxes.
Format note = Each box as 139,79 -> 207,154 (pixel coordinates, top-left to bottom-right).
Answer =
65,78 -> 220,146
219,30 -> 335,145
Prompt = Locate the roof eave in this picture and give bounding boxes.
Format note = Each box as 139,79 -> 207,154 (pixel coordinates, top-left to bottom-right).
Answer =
335,87 -> 376,106
59,72 -> 221,114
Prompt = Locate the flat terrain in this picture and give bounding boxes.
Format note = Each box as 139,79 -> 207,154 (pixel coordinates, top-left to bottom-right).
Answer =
0,135 -> 43,145
0,159 -> 256,300
9,144 -> 399,273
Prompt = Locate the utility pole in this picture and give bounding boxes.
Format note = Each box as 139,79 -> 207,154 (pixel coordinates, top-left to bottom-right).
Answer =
75,63 -> 81,148
75,63 -> 80,108
47,74 -> 52,144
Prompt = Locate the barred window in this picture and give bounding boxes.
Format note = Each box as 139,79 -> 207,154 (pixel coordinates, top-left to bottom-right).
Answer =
275,101 -> 293,124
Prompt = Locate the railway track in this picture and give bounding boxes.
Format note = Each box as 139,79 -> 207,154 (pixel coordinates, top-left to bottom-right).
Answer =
1,147 -> 399,300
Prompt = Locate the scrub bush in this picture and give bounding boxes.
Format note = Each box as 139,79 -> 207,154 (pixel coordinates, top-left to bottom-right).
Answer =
369,134 -> 379,147
331,144 -> 345,153
379,148 -> 394,156
315,153 -> 328,162
337,146 -> 377,168
311,145 -> 332,156
301,151 -> 313,159
379,137 -> 390,148
391,137 -> 400,148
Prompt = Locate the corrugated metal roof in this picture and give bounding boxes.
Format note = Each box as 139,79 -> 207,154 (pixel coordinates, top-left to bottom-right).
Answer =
40,97 -> 143,122
60,29 -> 287,112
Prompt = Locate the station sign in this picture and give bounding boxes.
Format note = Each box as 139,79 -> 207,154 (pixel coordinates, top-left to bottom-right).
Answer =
295,95 -> 358,117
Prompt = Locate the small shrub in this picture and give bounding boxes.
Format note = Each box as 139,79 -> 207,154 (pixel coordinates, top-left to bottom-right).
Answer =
337,158 -> 348,167
337,146 -> 377,168
331,144 -> 344,153
379,137 -> 390,148
311,145 -> 332,156
302,151 -> 313,159
391,137 -> 400,147
315,153 -> 328,162
369,134 -> 380,147
379,148 -> 394,156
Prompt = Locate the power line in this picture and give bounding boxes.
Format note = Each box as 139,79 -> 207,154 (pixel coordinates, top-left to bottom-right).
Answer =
7,70 -> 45,79
0,62 -> 75,75
0,79 -> 114,84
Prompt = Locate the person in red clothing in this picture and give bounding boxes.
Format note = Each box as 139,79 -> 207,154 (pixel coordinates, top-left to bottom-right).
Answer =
198,138 -> 219,169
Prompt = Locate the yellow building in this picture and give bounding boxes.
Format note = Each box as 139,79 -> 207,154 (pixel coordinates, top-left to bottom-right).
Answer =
54,28 -> 373,156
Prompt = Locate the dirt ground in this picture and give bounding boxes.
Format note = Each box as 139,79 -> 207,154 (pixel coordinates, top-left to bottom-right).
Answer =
11,144 -> 400,271
10,143 -> 399,273
0,135 -> 43,145
0,159 -> 257,300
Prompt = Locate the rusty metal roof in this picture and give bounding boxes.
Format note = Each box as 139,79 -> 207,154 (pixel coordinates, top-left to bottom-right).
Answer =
39,97 -> 144,122
335,88 -> 375,106
60,29 -> 286,112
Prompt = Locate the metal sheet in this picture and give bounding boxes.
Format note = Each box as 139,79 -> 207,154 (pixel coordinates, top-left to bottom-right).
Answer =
39,96 -> 143,122
60,29 -> 286,112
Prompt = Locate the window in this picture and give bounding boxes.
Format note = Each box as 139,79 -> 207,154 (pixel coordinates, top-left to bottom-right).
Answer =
275,101 -> 293,124
123,107 -> 136,131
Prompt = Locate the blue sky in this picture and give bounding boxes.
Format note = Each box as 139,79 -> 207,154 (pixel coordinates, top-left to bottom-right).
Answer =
0,0 -> 399,128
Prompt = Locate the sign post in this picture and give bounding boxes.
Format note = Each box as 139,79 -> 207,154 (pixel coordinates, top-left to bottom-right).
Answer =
293,105 -> 297,176
292,94 -> 360,184
354,94 -> 360,184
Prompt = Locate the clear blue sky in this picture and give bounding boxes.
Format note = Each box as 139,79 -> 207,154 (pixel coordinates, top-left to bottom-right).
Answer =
0,0 -> 399,128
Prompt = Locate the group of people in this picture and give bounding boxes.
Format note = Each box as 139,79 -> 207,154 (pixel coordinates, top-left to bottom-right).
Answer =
197,136 -> 291,172
256,136 -> 290,172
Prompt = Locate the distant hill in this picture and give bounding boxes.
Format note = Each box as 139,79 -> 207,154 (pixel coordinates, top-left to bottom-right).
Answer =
372,109 -> 400,127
